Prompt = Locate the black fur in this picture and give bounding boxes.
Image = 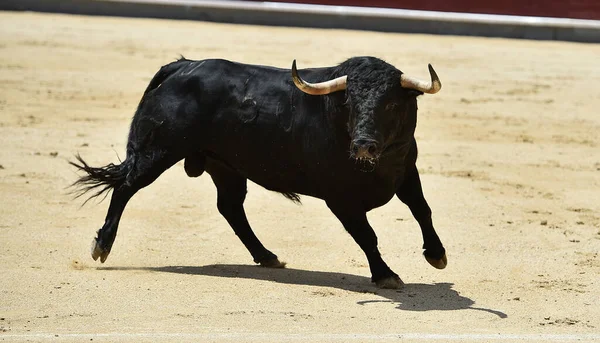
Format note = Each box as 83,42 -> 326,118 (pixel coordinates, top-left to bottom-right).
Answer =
70,56 -> 446,286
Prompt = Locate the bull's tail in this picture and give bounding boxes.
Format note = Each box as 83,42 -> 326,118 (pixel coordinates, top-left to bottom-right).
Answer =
69,154 -> 134,205
70,57 -> 191,204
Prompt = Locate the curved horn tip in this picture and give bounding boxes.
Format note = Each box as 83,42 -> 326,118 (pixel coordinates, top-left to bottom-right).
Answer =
427,64 -> 439,80
291,60 -> 301,84
427,63 -> 441,93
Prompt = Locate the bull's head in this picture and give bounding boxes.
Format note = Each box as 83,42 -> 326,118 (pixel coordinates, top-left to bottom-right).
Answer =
292,58 -> 441,165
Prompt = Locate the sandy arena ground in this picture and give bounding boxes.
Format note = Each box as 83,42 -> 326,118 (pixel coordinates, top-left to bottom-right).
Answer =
1,11 -> 599,342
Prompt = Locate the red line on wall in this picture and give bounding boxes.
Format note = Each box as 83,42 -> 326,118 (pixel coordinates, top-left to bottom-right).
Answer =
246,0 -> 600,20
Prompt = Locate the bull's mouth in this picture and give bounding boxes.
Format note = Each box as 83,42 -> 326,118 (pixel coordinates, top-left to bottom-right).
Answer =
354,158 -> 377,172
352,151 -> 380,162
350,152 -> 379,172
355,155 -> 378,164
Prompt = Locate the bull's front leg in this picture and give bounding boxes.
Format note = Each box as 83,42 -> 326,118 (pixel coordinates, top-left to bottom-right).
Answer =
327,202 -> 402,289
396,164 -> 447,269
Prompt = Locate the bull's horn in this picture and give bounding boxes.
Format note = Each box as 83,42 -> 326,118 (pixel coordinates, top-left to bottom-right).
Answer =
400,64 -> 441,94
291,60 -> 347,95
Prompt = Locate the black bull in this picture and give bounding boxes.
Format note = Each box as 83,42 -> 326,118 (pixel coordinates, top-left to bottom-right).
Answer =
71,56 -> 447,289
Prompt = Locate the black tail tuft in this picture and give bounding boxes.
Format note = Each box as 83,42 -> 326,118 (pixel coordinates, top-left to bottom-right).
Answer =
69,154 -> 131,205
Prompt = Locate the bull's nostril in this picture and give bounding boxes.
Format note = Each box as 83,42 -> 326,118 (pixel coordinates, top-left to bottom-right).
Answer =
367,145 -> 378,156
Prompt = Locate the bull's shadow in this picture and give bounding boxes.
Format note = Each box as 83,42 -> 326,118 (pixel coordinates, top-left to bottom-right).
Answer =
99,264 -> 506,318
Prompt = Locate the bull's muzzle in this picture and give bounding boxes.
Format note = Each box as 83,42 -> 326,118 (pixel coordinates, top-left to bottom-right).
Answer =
350,139 -> 380,161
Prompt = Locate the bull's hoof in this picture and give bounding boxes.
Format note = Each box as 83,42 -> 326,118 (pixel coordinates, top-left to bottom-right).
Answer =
425,253 -> 447,269
375,275 -> 404,289
90,238 -> 110,263
259,258 -> 287,268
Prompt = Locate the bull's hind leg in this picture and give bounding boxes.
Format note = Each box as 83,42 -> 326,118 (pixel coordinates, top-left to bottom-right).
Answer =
396,164 -> 447,269
92,186 -> 135,262
207,161 -> 285,268
87,153 -> 181,262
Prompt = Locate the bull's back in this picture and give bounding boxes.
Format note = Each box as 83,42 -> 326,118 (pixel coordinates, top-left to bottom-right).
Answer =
176,60 -> 326,196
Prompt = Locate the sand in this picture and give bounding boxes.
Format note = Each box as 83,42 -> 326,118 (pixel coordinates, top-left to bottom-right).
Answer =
0,11 -> 599,342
